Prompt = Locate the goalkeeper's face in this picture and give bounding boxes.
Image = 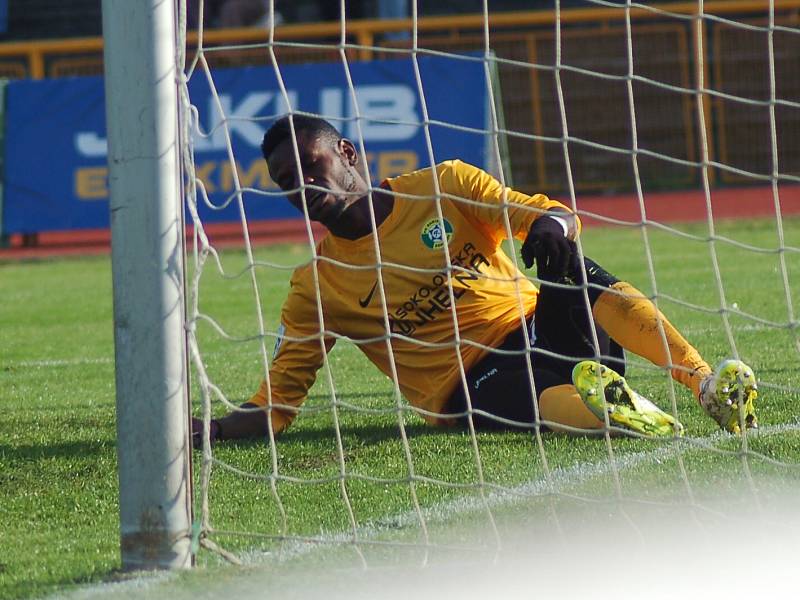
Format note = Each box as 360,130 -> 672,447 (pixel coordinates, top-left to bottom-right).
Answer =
267,132 -> 367,227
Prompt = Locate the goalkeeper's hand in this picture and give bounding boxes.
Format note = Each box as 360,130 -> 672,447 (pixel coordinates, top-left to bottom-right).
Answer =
521,214 -> 577,281
191,417 -> 221,449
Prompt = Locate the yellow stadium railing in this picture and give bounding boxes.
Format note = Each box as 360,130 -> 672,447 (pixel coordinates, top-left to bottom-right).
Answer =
2,1 -> 798,79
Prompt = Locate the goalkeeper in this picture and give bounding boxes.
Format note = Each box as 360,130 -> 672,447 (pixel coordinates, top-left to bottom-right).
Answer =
193,115 -> 757,445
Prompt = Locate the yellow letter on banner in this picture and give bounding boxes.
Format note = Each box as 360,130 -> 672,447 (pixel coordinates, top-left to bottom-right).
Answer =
75,167 -> 109,200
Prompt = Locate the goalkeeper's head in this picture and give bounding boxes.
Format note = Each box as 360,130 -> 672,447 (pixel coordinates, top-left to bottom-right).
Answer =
261,114 -> 369,227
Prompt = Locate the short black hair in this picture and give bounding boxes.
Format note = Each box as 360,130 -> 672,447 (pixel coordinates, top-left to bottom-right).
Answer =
261,114 -> 342,161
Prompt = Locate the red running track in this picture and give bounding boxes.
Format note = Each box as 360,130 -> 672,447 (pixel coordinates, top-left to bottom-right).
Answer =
2,185 -> 798,260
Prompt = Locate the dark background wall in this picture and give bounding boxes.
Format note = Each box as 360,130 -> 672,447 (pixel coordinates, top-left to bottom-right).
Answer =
4,0 -> 101,40
0,1 -> 601,41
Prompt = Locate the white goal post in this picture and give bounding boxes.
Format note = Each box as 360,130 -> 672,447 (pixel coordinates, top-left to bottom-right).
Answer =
103,0 -> 193,570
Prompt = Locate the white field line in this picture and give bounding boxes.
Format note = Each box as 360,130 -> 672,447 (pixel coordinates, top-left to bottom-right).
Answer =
48,571 -> 179,600
237,420 -> 800,566
7,357 -> 114,368
681,322 -> 791,335
6,347 -> 253,368
48,421 -> 800,600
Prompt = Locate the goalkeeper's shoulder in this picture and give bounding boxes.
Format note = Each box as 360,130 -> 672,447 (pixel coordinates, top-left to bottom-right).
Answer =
381,160 -> 483,198
431,159 -> 494,197
437,158 -> 482,180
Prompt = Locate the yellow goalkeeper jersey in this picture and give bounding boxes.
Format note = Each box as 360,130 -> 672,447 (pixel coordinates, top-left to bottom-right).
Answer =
249,160 -> 580,432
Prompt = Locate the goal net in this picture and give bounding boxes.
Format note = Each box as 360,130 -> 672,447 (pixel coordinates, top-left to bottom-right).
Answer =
180,0 -> 800,576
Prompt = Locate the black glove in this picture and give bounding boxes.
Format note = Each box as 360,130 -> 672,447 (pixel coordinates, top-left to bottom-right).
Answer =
191,417 -> 221,449
521,215 -> 576,281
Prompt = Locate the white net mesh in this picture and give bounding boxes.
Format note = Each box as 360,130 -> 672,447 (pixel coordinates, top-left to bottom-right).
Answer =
179,0 -> 800,570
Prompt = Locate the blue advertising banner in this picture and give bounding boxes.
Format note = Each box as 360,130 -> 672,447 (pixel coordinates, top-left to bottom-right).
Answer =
3,55 -> 489,234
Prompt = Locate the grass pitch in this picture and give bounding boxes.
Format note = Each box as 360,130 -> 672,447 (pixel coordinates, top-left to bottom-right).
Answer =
2,217 -> 800,599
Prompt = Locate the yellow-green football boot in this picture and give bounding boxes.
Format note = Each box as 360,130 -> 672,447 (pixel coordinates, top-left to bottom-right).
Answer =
698,359 -> 758,434
572,361 -> 684,437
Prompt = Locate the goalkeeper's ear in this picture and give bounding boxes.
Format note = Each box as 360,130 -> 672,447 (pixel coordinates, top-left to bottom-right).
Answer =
337,138 -> 359,167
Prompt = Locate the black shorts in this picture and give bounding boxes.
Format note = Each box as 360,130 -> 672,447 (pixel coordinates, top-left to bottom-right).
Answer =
445,258 -> 625,430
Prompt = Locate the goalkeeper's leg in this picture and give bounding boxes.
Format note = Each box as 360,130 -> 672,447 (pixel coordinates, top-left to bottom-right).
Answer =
572,360 -> 683,437
443,314 -> 612,431
586,260 -> 757,432
446,361 -> 681,437
530,266 -> 681,436
590,274 -> 711,398
697,359 -> 758,433
445,270 -> 677,436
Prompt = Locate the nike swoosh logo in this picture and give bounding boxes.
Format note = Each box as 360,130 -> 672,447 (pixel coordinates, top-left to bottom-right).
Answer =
359,280 -> 380,308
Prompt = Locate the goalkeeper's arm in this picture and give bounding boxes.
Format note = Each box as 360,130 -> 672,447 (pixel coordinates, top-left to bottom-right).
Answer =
192,333 -> 335,447
520,208 -> 580,281
191,265 -> 337,447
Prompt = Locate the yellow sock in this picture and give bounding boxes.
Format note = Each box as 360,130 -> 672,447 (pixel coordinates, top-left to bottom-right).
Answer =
592,281 -> 711,398
539,384 -> 604,433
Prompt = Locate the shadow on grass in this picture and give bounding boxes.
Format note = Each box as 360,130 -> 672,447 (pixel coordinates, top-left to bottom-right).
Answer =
0,439 -> 115,462
306,391 -> 398,401
218,420 -> 536,453
215,421 -> 448,452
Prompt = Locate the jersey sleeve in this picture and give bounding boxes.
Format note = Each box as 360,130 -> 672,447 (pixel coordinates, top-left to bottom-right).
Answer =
440,160 -> 581,242
248,268 -> 335,435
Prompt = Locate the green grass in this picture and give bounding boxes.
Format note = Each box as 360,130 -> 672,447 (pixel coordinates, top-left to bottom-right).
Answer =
2,217 -> 800,599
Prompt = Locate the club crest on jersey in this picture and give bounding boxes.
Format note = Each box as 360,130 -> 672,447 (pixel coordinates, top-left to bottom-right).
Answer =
420,218 -> 454,250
